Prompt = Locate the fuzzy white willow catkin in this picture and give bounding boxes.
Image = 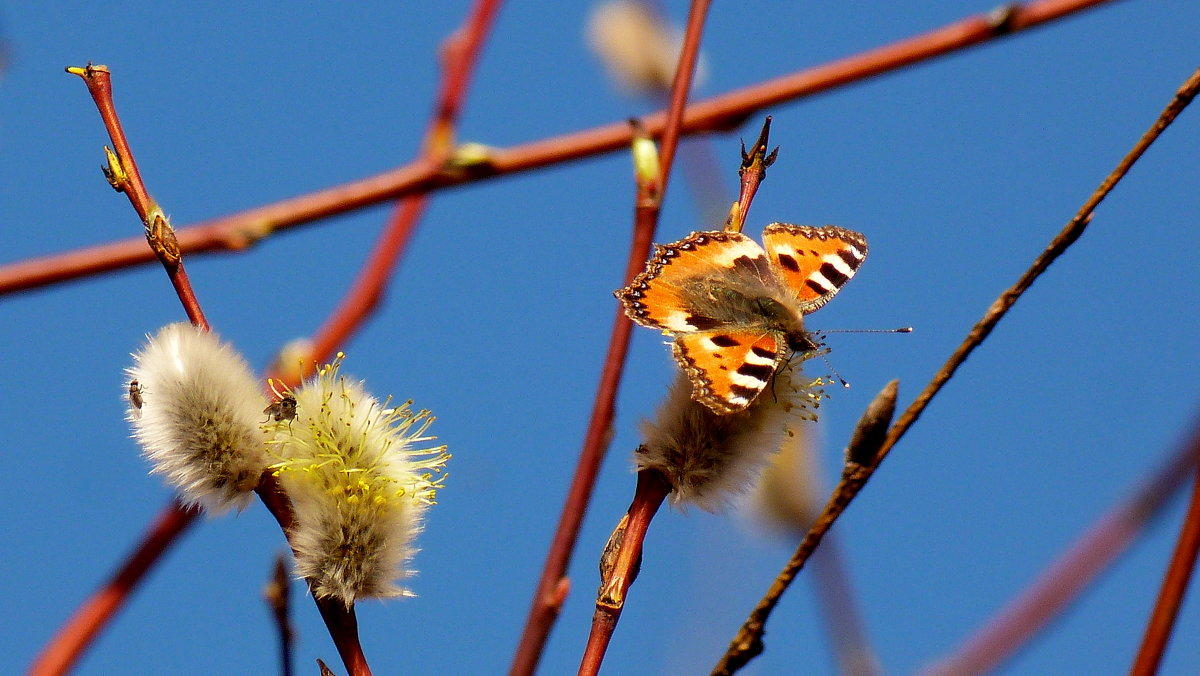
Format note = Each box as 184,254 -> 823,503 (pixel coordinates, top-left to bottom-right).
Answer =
637,361 -> 825,512
587,0 -> 705,95
267,354 -> 448,607
126,323 -> 271,513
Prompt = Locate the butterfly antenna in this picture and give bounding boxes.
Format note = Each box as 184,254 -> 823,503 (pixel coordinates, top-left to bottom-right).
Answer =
818,351 -> 850,388
806,327 -> 912,386
819,327 -> 913,334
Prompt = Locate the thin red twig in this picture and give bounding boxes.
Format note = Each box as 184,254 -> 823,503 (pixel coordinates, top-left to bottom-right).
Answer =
64,64 -> 209,330
1130,432 -> 1200,674
579,470 -> 672,676
0,0 -> 1115,297
509,1 -> 711,671
711,64 -> 1200,676
307,0 -> 502,363
920,416 -> 1200,676
504,138 -> 656,675
57,63 -> 372,676
31,65 -> 222,676
308,196 -> 429,363
726,117 -> 776,233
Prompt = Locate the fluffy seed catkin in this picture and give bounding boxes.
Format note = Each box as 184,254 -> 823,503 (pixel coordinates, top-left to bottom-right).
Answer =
126,323 -> 271,513
637,362 -> 824,512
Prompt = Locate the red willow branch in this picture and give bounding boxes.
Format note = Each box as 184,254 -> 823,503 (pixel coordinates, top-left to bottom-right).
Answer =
27,501 -> 198,676
921,414 -> 1200,676
509,0 -> 715,666
579,470 -> 673,676
307,0 -> 503,366
63,64 -> 209,330
0,0 -> 1116,297
30,65 -> 220,676
575,3 -> 714,674
725,116 -> 777,233
1130,425 -> 1200,673
579,106 -> 779,672
711,64 -> 1200,676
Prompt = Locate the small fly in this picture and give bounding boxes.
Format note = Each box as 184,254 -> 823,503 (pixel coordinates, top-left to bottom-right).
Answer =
264,394 -> 297,423
129,379 -> 144,412
264,378 -> 298,427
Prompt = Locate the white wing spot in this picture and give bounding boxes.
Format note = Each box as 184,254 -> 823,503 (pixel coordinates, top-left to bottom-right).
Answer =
822,253 -> 856,278
807,271 -> 835,293
741,348 -> 776,366
710,239 -> 766,266
730,371 -> 769,388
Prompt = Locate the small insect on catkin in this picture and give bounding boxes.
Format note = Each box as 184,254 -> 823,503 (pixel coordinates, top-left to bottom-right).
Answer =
267,354 -> 448,607
126,323 -> 271,513
637,359 -> 826,512
127,379 -> 144,417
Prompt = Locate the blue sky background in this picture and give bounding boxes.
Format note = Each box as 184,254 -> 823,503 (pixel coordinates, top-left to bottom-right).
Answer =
2,2 -> 1199,675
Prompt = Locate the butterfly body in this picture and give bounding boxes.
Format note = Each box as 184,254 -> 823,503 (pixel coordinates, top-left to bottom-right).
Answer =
617,224 -> 867,415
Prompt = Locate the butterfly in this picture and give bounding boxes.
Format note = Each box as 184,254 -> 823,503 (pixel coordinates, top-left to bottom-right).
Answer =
616,223 -> 867,415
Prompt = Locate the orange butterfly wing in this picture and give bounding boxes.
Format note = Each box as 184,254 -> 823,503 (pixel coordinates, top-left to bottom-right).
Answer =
672,328 -> 788,414
616,230 -> 771,332
762,223 -> 867,314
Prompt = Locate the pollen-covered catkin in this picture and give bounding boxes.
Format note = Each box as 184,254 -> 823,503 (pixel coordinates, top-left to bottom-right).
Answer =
637,361 -> 824,512
267,355 -> 448,606
126,323 -> 271,513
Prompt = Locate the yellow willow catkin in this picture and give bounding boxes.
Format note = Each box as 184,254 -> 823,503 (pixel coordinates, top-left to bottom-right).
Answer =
267,354 -> 449,606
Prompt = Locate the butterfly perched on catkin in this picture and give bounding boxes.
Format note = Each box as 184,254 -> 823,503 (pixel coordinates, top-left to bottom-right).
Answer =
616,223 -> 867,415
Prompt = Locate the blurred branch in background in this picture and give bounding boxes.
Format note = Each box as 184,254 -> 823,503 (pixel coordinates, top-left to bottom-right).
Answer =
921,413 -> 1200,676
1131,416 -> 1200,674
753,423 -> 880,676
264,555 -> 295,676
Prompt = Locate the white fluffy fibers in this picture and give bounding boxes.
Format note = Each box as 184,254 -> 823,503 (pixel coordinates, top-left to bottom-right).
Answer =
126,323 -> 270,513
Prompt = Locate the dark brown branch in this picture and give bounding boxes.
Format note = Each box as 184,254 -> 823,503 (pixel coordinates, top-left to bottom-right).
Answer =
1,0 -> 1116,297
711,64 -> 1200,676
264,554 -> 295,676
